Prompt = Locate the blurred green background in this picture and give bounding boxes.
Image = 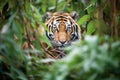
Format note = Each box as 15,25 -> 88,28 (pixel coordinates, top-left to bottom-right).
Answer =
0,0 -> 120,80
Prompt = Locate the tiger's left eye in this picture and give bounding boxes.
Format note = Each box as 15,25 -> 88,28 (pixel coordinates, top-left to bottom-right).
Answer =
66,26 -> 71,31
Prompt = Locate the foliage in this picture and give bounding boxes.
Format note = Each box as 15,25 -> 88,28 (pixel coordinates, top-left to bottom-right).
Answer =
44,36 -> 120,80
0,0 -> 120,80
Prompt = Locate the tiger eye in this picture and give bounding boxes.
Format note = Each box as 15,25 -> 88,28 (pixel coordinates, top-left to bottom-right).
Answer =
66,26 -> 71,31
53,27 -> 58,31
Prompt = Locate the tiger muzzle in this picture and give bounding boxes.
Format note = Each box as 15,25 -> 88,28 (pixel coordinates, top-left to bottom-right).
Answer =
58,32 -> 67,44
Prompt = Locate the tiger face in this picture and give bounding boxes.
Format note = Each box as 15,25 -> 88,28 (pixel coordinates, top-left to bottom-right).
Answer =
45,11 -> 81,48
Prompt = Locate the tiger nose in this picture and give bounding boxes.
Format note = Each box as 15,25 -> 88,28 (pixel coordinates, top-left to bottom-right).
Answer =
59,36 -> 66,44
59,32 -> 66,44
59,40 -> 66,44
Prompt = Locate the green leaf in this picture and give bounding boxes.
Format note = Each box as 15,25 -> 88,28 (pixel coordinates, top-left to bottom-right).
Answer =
12,67 -> 27,80
87,5 -> 96,14
86,20 -> 96,35
84,0 -> 97,14
31,5 -> 42,21
1,12 -> 16,34
57,0 -> 66,11
25,2 -> 32,17
77,15 -> 90,25
41,4 -> 47,13
12,20 -> 22,45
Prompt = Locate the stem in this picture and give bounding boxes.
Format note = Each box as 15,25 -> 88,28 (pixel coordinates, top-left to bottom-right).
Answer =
54,0 -> 58,11
113,0 -> 118,39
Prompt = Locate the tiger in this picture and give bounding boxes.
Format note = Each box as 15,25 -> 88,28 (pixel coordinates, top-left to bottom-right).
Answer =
44,11 -> 81,48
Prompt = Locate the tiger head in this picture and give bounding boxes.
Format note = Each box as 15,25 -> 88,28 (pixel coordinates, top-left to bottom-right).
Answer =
45,11 -> 81,48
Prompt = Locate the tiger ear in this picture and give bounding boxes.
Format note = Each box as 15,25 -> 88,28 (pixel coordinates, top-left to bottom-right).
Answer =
44,12 -> 52,21
70,11 -> 79,21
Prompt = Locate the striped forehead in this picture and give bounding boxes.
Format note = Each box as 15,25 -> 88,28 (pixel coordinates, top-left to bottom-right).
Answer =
54,16 -> 68,22
52,15 -> 72,23
45,13 -> 75,27
52,17 -> 71,26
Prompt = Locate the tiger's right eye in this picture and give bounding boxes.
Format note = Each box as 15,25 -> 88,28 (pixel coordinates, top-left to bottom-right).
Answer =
53,27 -> 58,31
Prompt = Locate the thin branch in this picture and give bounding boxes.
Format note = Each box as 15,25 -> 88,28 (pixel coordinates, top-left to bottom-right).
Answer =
113,0 -> 118,39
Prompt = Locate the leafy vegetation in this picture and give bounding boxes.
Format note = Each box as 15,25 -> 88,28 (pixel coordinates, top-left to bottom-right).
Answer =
0,0 -> 120,80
